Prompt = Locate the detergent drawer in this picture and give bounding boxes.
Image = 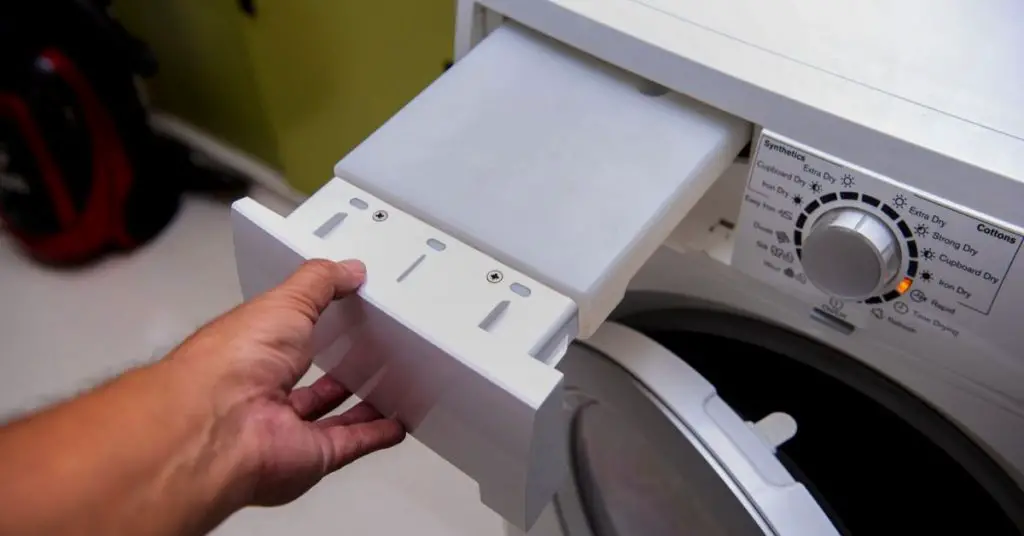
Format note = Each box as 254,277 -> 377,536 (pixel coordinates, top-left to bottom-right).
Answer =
233,185 -> 574,531
232,22 -> 748,532
335,23 -> 750,338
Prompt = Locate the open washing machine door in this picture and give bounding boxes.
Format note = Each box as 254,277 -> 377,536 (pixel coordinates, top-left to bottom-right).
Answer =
520,322 -> 839,536
522,311 -> 1024,536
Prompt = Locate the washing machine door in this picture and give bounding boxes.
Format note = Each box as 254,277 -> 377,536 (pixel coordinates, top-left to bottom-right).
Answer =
533,322 -> 838,536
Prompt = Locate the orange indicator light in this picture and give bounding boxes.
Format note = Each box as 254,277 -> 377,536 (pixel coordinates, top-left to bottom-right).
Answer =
896,277 -> 913,294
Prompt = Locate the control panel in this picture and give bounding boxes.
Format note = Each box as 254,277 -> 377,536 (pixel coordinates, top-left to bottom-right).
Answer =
733,131 -> 1024,340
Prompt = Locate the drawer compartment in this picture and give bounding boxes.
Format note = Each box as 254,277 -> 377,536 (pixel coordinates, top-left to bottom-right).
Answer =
234,22 -> 749,531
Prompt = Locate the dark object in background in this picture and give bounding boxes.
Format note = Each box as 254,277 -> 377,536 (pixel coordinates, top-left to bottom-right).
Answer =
0,0 -> 181,265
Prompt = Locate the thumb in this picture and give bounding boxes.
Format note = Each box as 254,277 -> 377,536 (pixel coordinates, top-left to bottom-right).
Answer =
272,259 -> 366,322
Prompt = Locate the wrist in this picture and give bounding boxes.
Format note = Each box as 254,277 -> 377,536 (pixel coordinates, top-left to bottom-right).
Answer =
0,358 -> 260,536
139,358 -> 257,528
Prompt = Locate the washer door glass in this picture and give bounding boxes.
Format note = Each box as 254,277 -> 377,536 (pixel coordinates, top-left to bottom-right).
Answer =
549,323 -> 835,536
567,395 -> 763,536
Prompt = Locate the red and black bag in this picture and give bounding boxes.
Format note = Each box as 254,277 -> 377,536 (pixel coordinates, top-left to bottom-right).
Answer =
0,0 -> 180,265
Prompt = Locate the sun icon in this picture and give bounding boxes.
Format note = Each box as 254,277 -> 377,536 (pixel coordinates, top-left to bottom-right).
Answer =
810,181 -> 822,193
892,194 -> 907,209
921,270 -> 934,282
793,195 -> 803,205
840,174 -> 856,188
922,248 -> 935,261
914,223 -> 929,237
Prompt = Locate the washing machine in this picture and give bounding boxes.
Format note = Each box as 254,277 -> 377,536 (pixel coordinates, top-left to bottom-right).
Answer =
523,162 -> 1024,535
233,1 -> 1024,534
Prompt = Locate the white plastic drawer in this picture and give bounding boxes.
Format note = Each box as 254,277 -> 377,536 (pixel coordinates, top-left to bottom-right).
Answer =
233,181 -> 575,530
335,24 -> 750,338
233,22 -> 749,532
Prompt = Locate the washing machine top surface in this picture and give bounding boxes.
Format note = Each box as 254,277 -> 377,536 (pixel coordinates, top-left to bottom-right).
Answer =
628,0 -> 1022,141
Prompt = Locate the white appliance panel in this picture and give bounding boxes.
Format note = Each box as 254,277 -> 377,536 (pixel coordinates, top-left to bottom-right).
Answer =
232,3 -> 1024,531
733,131 -> 1024,417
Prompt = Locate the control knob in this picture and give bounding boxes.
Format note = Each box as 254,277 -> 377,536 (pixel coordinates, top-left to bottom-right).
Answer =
801,208 -> 902,300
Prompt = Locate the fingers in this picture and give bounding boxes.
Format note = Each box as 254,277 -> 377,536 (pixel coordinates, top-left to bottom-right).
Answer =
321,418 -> 406,472
273,259 -> 366,321
315,401 -> 381,428
289,375 -> 352,420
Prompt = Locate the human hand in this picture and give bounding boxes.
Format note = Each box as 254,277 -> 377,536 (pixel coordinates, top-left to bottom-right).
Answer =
167,259 -> 406,508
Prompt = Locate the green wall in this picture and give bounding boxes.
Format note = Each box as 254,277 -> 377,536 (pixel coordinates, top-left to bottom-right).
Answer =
115,1 -> 455,194
114,0 -> 281,168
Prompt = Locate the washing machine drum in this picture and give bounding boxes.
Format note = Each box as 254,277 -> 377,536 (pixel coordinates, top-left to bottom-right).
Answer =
539,318 -> 1024,536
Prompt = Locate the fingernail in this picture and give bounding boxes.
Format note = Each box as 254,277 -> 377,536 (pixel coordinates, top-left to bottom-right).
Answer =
339,259 -> 367,276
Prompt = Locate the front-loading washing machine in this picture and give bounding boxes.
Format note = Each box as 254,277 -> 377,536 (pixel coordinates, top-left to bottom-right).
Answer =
522,164 -> 1024,535
233,2 -> 1024,533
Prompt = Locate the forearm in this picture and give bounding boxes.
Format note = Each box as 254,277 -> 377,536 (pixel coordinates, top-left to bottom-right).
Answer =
0,358 -> 249,536
0,260 -> 397,535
